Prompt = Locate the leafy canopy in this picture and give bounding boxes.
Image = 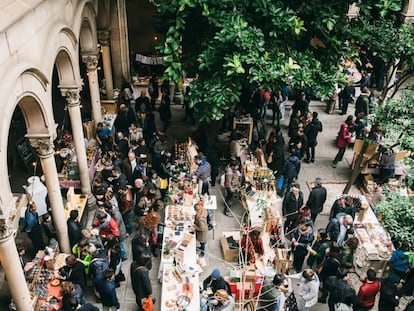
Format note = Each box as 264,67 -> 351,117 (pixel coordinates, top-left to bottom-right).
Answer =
154,0 -> 354,121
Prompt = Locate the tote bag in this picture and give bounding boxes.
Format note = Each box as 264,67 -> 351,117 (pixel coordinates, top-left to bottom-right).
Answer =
334,302 -> 352,311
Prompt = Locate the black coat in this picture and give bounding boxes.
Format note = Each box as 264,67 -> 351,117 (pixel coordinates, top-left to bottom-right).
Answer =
282,190 -> 304,218
306,185 -> 327,215
67,218 -> 82,248
59,261 -> 87,289
284,155 -> 301,179
130,262 -> 152,305
304,118 -> 323,144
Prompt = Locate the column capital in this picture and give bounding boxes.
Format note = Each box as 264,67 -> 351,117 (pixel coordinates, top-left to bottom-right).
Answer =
98,29 -> 111,45
27,136 -> 55,158
59,87 -> 81,107
81,52 -> 100,71
0,216 -> 13,240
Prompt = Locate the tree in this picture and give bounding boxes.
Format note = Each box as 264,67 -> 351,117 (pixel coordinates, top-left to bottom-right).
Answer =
154,0 -> 355,121
349,0 -> 414,101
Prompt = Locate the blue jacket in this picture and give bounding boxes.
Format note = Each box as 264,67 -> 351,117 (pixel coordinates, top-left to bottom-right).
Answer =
99,280 -> 120,308
390,250 -> 409,273
284,155 -> 300,179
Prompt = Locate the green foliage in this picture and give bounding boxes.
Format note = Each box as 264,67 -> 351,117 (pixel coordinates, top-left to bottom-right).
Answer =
376,190 -> 414,252
154,0 -> 354,121
371,89 -> 414,151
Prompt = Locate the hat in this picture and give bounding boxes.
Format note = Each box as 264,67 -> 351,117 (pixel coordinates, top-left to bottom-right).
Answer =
214,289 -> 228,301
211,269 -> 221,279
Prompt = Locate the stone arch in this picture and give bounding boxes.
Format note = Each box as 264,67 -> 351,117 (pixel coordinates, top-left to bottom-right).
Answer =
0,69 -> 52,208
73,1 -> 99,53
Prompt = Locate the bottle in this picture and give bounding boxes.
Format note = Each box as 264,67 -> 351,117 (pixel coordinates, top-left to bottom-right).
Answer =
173,256 -> 177,266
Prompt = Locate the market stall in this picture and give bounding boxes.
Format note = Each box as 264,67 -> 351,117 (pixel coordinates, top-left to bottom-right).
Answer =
353,195 -> 394,278
24,250 -> 69,310
160,204 -> 201,311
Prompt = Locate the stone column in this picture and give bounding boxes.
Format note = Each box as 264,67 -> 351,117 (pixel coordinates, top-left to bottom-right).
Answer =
0,218 -> 33,310
402,0 -> 414,23
98,30 -> 114,99
28,136 -> 70,253
60,88 -> 92,197
82,52 -> 103,123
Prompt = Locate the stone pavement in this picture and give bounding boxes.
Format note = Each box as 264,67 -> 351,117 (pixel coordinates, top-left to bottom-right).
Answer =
1,99 -> 412,310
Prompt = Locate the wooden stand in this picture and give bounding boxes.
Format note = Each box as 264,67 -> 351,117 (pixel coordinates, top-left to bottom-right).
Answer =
233,117 -> 253,144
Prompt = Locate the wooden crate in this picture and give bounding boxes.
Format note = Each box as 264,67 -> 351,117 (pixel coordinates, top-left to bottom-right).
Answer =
221,231 -> 240,262
274,248 -> 293,273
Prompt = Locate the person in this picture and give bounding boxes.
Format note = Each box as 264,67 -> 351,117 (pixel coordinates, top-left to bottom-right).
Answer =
92,211 -> 121,240
306,229 -> 330,269
24,201 -> 45,253
182,85 -> 195,124
356,268 -> 380,311
131,253 -> 154,311
286,269 -> 319,311
282,183 -> 303,234
283,149 -> 301,193
355,86 -> 371,117
67,210 -> 82,249
194,153 -> 212,195
158,89 -> 171,132
271,89 -> 282,126
292,91 -> 309,117
379,277 -> 400,311
341,237 -> 359,271
371,179 -> 386,208
339,81 -> 355,115
95,122 -> 112,150
131,233 -> 153,269
59,254 -> 87,290
97,268 -> 120,311
318,243 -> 343,304
390,244 -> 410,281
135,90 -> 151,114
224,160 -> 241,216
122,151 -> 137,186
194,203 -> 208,257
88,244 -> 109,300
304,111 -> 323,163
305,177 -> 327,223
330,195 -> 358,220
332,115 -> 354,168
257,274 -> 285,311
17,244 -> 26,269
139,202 -> 161,258
326,213 -> 354,246
41,213 -> 57,247
201,269 -> 231,311
103,201 -> 128,260
64,297 -> 99,311
290,221 -> 314,273
205,288 -> 235,311
61,281 -> 86,309
405,300 -> 414,311
326,268 -> 358,311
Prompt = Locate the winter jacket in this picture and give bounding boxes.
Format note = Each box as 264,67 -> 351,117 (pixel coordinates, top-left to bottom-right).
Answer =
282,190 -> 304,218
306,185 -> 327,215
67,218 -> 82,248
304,118 -> 323,144
336,123 -> 352,148
93,213 -> 121,238
358,280 -> 380,308
89,249 -> 109,283
284,155 -> 301,179
326,276 -> 358,306
194,215 -> 208,244
99,279 -> 120,308
130,262 -> 152,305
390,250 -> 409,273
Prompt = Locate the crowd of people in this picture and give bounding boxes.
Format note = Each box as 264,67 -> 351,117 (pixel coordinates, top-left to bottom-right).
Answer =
17,76 -> 414,311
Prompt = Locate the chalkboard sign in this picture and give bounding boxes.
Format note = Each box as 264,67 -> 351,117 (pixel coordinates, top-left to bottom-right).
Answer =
16,138 -> 37,172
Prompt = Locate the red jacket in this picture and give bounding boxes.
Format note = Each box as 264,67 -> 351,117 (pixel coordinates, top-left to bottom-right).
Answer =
336,123 -> 351,148
357,280 -> 380,307
93,216 -> 120,238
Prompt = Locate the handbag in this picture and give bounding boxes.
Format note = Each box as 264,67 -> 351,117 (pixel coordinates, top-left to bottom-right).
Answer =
159,178 -> 168,190
142,296 -> 154,311
277,175 -> 285,191
334,302 -> 352,311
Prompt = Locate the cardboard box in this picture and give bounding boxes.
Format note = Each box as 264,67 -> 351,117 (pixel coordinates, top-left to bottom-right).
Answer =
221,231 -> 240,262
275,248 -> 293,273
